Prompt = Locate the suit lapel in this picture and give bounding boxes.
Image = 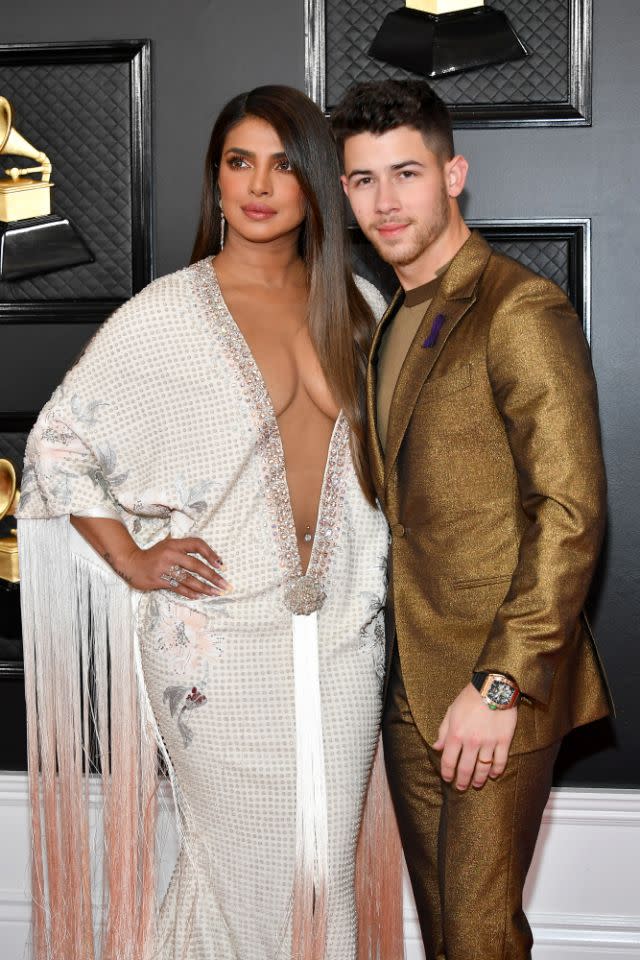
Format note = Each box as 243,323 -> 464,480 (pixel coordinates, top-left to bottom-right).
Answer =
367,287 -> 403,503
384,231 -> 493,485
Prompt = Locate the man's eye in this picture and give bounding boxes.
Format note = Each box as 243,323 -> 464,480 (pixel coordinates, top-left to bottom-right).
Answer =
398,170 -> 416,179
355,177 -> 372,187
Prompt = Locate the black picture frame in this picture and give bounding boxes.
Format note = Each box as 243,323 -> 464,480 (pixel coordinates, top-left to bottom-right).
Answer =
350,218 -> 591,338
470,219 -> 590,337
0,39 -> 153,323
306,0 -> 592,128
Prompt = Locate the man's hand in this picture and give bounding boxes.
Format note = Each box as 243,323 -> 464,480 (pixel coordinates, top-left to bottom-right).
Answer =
433,683 -> 518,791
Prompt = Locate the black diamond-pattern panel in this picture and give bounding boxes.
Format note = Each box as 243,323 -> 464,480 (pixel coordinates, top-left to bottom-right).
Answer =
0,432 -> 25,641
0,591 -> 22,658
0,432 -> 28,484
0,61 -> 133,300
326,0 -> 569,109
490,238 -> 570,292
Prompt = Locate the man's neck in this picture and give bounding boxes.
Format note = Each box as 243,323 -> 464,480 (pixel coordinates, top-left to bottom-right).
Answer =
396,217 -> 471,291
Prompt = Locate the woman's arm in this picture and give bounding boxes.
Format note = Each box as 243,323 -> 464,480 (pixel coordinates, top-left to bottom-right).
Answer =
70,516 -> 231,600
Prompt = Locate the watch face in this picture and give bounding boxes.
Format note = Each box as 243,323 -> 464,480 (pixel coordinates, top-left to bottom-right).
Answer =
488,678 -> 515,705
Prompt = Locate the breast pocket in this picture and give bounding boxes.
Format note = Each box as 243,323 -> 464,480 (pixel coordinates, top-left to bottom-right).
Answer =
420,363 -> 472,400
447,575 -> 512,623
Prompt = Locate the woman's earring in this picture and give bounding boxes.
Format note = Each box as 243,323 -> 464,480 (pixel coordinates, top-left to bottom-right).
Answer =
219,201 -> 225,250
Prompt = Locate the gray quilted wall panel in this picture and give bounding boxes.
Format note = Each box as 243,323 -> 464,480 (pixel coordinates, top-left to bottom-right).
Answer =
490,238 -> 570,292
326,0 -> 569,109
0,432 -> 28,482
0,61 -> 133,301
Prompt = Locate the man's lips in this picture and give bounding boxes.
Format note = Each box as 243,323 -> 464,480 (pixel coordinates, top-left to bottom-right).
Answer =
375,222 -> 410,238
242,204 -> 277,220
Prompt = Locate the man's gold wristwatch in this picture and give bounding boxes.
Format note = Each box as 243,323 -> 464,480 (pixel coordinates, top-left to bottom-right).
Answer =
471,672 -> 521,710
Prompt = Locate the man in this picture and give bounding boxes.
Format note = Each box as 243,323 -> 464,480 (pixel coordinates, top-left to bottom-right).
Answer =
332,80 -> 611,960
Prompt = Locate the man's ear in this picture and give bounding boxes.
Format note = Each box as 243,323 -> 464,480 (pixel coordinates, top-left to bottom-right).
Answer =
340,174 -> 349,197
445,155 -> 469,198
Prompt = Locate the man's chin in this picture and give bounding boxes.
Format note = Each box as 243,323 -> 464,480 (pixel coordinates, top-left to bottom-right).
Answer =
372,241 -> 421,267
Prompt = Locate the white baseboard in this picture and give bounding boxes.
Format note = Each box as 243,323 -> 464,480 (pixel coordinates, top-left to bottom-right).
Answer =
403,914 -> 640,959
1,775 -> 639,959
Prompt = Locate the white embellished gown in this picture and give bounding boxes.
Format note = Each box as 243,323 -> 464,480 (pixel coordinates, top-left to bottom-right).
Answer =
19,260 -> 389,960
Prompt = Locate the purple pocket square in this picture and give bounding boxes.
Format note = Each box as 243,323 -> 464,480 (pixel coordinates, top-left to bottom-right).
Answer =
423,313 -> 446,348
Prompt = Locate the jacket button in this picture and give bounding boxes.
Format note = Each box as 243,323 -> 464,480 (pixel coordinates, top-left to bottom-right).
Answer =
393,523 -> 405,538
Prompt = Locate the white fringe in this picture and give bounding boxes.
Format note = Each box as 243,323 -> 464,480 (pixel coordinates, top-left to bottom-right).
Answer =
292,610 -> 328,958
18,516 -> 161,960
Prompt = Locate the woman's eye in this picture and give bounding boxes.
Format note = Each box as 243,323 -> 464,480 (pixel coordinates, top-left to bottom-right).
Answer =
275,157 -> 292,172
228,156 -> 249,169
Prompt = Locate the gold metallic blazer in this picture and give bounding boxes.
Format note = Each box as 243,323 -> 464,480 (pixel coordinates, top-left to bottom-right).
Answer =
368,231 -> 610,754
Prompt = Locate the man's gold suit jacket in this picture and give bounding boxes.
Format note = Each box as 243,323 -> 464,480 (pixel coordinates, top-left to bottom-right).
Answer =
368,231 -> 610,755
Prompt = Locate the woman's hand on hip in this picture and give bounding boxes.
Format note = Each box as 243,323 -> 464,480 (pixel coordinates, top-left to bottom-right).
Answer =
119,536 -> 231,599
70,516 -> 231,600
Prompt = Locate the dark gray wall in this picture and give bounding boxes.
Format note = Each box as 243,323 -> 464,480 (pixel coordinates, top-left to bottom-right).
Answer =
1,1 -> 638,786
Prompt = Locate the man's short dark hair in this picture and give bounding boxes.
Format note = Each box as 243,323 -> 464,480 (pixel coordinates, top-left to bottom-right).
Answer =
331,79 -> 454,164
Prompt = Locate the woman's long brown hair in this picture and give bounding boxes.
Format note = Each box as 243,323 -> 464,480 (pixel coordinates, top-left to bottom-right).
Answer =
191,85 -> 377,506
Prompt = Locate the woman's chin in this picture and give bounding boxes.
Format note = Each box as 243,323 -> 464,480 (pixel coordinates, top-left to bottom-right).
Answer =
227,221 -> 303,246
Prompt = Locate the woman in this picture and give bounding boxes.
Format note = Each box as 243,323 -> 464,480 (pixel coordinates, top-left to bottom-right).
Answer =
18,85 -> 402,960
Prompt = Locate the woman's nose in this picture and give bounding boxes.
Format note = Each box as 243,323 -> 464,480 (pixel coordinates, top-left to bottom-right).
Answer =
249,166 -> 272,196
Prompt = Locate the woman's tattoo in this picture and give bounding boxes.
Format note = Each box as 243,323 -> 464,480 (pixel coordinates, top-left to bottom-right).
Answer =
102,550 -> 132,585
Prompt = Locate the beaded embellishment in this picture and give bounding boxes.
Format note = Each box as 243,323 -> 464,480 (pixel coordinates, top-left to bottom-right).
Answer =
283,576 -> 326,616
194,260 -> 350,611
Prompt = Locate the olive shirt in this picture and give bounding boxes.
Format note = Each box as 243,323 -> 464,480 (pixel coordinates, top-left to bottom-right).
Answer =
376,276 -> 442,452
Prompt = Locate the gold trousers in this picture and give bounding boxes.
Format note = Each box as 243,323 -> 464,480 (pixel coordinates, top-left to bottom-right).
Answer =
382,652 -> 560,960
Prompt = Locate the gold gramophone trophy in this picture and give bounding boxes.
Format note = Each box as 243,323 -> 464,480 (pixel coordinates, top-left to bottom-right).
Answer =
0,95 -> 92,281
0,459 -> 19,584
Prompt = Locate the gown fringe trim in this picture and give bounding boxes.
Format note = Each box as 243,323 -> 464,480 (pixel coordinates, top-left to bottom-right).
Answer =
19,516 -> 159,960
355,739 -> 405,960
18,515 -> 404,960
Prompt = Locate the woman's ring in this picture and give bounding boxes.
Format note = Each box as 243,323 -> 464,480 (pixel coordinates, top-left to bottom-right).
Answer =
477,757 -> 493,765
160,567 -> 186,588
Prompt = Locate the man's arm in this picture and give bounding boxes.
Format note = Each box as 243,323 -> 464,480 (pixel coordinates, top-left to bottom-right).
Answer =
435,276 -> 606,791
476,277 -> 606,699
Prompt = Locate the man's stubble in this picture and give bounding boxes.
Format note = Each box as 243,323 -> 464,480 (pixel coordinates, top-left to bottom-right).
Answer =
367,179 -> 450,269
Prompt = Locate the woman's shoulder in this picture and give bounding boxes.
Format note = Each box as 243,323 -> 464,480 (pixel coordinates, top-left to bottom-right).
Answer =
92,260 -> 209,343
126,260 -> 204,313
353,274 -> 389,321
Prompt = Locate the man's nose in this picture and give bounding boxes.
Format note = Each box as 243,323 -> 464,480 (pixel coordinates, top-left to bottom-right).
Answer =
375,180 -> 399,213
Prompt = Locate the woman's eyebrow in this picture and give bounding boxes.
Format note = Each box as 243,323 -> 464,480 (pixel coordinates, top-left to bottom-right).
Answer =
224,147 -> 288,159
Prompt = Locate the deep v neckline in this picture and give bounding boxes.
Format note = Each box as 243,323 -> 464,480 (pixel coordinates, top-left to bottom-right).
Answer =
197,259 -> 350,586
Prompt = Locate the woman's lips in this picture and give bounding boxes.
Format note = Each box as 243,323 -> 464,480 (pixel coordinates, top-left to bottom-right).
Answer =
242,204 -> 277,220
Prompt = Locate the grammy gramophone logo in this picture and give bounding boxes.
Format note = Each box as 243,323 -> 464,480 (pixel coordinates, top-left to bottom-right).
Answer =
0,95 -> 93,281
